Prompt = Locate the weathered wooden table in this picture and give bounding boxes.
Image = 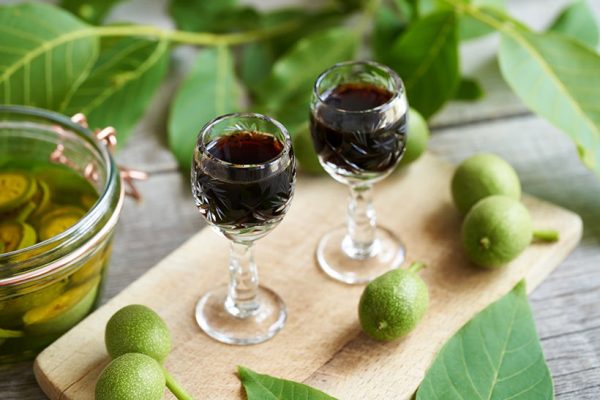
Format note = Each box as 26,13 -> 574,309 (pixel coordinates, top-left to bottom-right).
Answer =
1,0 -> 599,398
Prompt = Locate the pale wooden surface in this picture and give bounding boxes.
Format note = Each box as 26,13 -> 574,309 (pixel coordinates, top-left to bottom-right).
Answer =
1,0 -> 599,398
34,153 -> 582,399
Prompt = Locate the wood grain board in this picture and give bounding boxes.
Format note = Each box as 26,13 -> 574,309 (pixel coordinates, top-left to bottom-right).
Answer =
33,153 -> 582,399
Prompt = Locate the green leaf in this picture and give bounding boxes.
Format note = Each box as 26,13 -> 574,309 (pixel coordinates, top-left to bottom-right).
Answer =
257,8 -> 347,57
460,0 -> 505,40
168,47 -> 242,170
394,0 -> 419,21
60,0 -> 123,24
0,3 -> 98,110
240,42 -> 276,96
498,27 -> 600,175
454,77 -> 484,101
373,5 -> 408,64
169,0 -> 241,33
265,83 -> 313,137
240,8 -> 349,97
387,11 -> 459,118
260,27 -> 358,110
416,282 -> 553,400
64,37 -> 169,145
548,0 -> 599,48
238,366 -> 337,400
419,0 -> 505,40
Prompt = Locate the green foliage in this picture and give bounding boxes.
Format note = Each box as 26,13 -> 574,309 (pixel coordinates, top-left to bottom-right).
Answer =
64,37 -> 169,144
0,0 -> 599,178
60,0 -> 123,24
252,8 -> 348,58
454,77 -> 484,101
386,11 -> 460,118
238,366 -> 337,400
416,282 -> 553,399
548,0 -> 599,48
169,0 -> 239,32
0,3 -> 98,111
168,47 -> 242,170
394,0 -> 419,21
459,0 -> 506,40
240,42 -> 276,96
256,27 -> 358,138
373,5 -> 408,63
419,0 -> 506,40
240,8 -> 347,98
260,27 -> 358,110
498,27 -> 600,175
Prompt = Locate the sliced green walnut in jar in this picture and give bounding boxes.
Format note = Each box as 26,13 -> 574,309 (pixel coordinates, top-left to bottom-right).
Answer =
0,278 -> 69,329
37,206 -> 87,241
23,276 -> 100,336
1,178 -> 52,223
0,221 -> 37,253
28,179 -> 52,219
70,243 -> 112,285
0,171 -> 37,213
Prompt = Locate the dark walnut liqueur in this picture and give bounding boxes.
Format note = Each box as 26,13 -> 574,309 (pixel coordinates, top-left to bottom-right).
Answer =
310,82 -> 407,174
192,131 -> 295,229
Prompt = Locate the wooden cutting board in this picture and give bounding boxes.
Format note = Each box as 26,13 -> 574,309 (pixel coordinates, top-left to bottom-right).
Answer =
34,153 -> 582,399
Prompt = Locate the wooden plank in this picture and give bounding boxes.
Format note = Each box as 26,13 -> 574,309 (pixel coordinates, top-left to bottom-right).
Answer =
33,153 -> 582,399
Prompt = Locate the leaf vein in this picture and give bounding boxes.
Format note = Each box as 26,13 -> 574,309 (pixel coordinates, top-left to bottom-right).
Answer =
503,372 -> 550,400
502,32 -> 599,147
78,39 -> 167,115
496,353 -> 542,383
0,27 -> 96,85
486,297 -> 520,400
442,351 -> 467,400
460,335 -> 484,399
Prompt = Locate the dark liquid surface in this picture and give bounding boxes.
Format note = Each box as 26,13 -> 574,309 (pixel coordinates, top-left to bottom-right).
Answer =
310,82 -> 406,175
321,82 -> 393,111
192,131 -> 295,229
206,131 -> 284,165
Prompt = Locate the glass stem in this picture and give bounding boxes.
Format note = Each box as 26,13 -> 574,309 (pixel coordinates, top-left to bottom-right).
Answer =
344,184 -> 378,259
225,241 -> 260,318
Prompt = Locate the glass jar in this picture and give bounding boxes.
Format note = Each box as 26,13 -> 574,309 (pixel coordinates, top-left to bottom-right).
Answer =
0,105 -> 123,363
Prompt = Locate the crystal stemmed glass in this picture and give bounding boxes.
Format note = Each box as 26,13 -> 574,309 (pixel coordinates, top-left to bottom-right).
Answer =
309,61 -> 408,285
191,113 -> 296,345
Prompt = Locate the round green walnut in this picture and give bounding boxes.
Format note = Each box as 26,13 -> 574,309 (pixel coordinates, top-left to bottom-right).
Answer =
398,108 -> 430,168
105,304 -> 172,363
359,262 -> 429,341
95,353 -> 165,400
451,153 -> 521,214
461,195 -> 533,268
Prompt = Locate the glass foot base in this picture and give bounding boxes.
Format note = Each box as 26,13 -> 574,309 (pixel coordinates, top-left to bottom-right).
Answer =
195,284 -> 286,345
316,226 -> 405,285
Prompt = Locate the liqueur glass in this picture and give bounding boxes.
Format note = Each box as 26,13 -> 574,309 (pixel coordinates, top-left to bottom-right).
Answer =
309,61 -> 408,284
191,113 -> 296,345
